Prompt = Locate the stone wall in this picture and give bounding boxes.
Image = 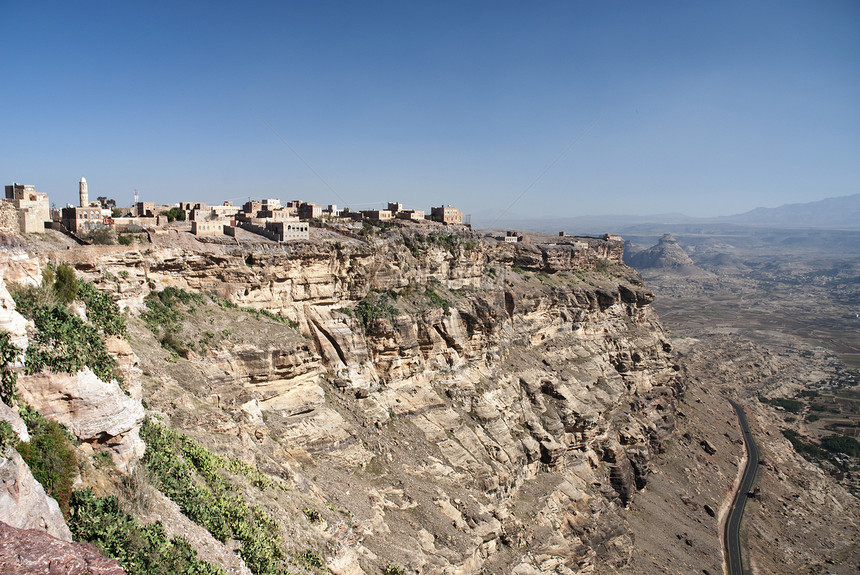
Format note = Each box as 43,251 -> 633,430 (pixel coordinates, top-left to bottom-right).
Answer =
0,201 -> 20,235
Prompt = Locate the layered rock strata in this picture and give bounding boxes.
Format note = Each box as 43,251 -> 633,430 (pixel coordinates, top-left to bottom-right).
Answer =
42,229 -> 682,573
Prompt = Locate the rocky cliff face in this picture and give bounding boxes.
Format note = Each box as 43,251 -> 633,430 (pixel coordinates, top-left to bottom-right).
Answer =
26,227 -> 682,574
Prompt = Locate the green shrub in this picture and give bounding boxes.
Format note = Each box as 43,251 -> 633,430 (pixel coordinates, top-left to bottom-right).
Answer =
0,331 -> 21,406
141,287 -> 207,334
0,420 -> 18,450
117,234 -> 133,246
53,264 -> 79,304
77,282 -> 126,337
427,232 -> 460,256
383,563 -> 406,575
303,507 -> 322,523
10,268 -> 121,383
17,407 -> 78,516
759,396 -> 804,414
24,304 -> 117,382
352,291 -> 397,331
82,229 -> 115,246
296,550 -> 324,569
140,419 -> 285,575
821,435 -> 860,457
162,207 -> 186,222
424,288 -> 451,315
69,488 -> 223,575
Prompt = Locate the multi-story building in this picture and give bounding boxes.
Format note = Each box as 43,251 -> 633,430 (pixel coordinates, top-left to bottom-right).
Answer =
61,177 -> 108,232
298,202 -> 322,220
61,205 -> 105,232
362,209 -> 393,221
431,205 -> 463,225
210,202 -> 241,220
4,183 -> 50,233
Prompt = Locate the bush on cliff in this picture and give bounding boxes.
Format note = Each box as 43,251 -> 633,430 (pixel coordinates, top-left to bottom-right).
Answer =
69,488 -> 223,575
23,304 -> 117,382
16,405 -> 78,516
10,265 -> 124,382
0,331 -> 21,406
140,418 -> 287,575
348,290 -> 397,331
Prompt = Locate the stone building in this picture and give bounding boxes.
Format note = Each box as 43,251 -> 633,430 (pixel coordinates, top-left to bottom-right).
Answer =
395,209 -> 424,221
4,183 -> 50,233
431,205 -> 463,225
362,209 -> 393,221
265,219 -> 309,241
61,205 -> 104,232
298,202 -> 322,220
61,177 -> 107,232
190,220 -> 226,236
135,202 -> 155,217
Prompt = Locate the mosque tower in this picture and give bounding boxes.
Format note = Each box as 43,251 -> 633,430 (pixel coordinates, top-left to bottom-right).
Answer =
79,177 -> 88,207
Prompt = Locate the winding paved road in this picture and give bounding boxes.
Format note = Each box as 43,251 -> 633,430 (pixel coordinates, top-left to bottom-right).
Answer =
725,399 -> 760,575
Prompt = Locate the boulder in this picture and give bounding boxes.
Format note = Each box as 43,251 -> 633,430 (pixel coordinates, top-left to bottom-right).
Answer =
0,519 -> 123,574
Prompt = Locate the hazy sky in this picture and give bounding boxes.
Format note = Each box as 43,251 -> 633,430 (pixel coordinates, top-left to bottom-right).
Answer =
2,1 -> 858,221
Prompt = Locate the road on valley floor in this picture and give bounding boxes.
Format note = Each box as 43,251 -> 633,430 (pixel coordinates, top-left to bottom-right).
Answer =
725,399 -> 760,575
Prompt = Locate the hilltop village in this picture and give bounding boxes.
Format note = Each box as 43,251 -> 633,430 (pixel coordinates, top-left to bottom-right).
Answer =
3,178 -> 471,243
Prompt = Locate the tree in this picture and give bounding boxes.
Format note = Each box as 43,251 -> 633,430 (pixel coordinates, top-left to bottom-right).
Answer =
162,207 -> 186,223
97,196 -> 108,208
53,264 -> 79,304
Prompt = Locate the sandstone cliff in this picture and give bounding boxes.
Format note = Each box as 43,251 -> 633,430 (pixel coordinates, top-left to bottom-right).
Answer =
23,225 -> 682,574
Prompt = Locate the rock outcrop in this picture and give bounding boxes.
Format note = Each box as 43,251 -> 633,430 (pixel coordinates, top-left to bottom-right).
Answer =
623,233 -> 704,276
17,368 -> 145,471
0,520 -> 123,575
0,449 -> 71,541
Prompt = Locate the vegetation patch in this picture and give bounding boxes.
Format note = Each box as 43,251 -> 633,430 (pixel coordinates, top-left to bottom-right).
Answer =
424,287 -> 451,315
0,420 -> 18,450
759,396 -> 804,414
348,290 -> 398,331
295,550 -> 325,570
0,331 -> 21,406
141,287 -> 209,358
10,265 -> 121,383
69,488 -> 223,575
16,405 -> 78,516
77,281 -> 127,337
821,435 -> 860,457
140,418 -> 287,575
23,304 -> 117,382
162,207 -> 186,222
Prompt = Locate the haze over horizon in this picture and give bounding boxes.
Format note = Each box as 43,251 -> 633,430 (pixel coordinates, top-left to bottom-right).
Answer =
2,1 -> 858,219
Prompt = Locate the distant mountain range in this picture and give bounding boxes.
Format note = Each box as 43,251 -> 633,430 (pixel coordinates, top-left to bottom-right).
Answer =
474,193 -> 860,232
716,193 -> 860,229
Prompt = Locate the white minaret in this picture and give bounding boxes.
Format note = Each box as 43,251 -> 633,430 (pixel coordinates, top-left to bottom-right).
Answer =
79,177 -> 88,207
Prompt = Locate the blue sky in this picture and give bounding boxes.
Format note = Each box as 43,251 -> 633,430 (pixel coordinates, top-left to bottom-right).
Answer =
1,1 -> 858,222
